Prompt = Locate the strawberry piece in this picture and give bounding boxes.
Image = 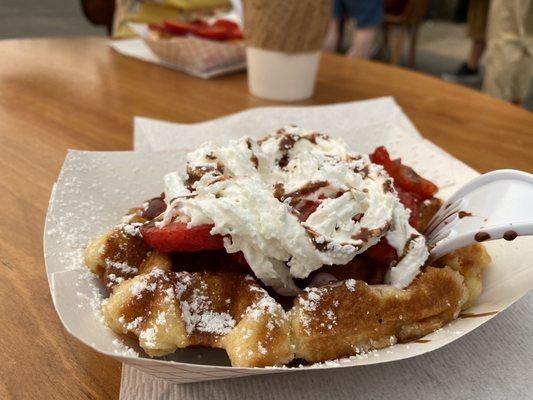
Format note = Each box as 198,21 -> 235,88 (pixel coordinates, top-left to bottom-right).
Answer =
192,25 -> 230,41
213,19 -> 243,39
148,23 -> 166,32
163,20 -> 201,35
141,221 -> 224,253
396,186 -> 421,229
370,146 -> 438,199
364,238 -> 398,266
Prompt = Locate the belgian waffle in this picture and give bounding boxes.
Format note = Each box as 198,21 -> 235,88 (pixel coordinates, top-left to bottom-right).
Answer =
85,219 -> 490,367
83,129 -> 492,367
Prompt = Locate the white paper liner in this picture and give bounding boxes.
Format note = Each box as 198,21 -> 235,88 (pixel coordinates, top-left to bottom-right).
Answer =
44,98 -> 533,384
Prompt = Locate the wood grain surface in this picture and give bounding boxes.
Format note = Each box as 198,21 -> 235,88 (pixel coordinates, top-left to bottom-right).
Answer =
0,37 -> 531,400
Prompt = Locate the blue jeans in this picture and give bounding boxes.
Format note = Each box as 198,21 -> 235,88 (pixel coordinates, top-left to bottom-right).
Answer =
334,0 -> 384,28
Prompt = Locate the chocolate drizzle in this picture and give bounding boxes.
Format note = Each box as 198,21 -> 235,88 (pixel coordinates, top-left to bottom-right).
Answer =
185,163 -> 224,190
275,131 -> 330,168
245,138 -> 259,168
281,181 -> 329,206
305,227 -> 329,252
352,213 -> 364,223
305,132 -> 329,144
277,134 -> 297,168
351,223 -> 391,243
141,193 -> 167,220
458,211 -> 472,219
503,230 -> 518,241
382,179 -> 394,193
273,183 -> 285,200
474,232 -> 491,242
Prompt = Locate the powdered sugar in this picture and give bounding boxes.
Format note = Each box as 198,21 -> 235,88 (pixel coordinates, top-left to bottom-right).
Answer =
345,279 -> 356,291
181,302 -> 235,336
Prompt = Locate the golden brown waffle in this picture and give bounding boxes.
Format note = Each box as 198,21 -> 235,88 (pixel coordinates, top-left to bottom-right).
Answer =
103,269 -> 293,367
85,221 -> 490,367
291,266 -> 468,362
434,243 -> 490,309
84,226 -> 172,291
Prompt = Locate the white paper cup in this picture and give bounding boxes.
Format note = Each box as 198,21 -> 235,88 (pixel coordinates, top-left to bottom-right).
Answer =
246,47 -> 321,101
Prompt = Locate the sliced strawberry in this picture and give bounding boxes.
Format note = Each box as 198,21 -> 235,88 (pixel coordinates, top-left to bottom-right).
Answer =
364,238 -> 398,266
141,221 -> 224,253
396,186 -> 421,229
213,19 -> 243,39
369,146 -> 395,170
192,25 -> 229,41
148,23 -> 167,33
163,20 -> 199,35
370,146 -> 438,199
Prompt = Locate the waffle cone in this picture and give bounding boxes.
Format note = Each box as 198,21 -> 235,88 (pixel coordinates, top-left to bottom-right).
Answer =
244,0 -> 332,53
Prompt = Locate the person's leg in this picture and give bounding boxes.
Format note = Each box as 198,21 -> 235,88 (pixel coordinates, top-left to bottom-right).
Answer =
347,27 -> 379,58
442,0 -> 489,83
483,0 -> 533,104
467,39 -> 486,71
345,0 -> 383,59
324,0 -> 344,53
465,0 -> 489,70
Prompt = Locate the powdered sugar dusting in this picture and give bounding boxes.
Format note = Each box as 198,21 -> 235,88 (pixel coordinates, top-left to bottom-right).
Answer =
345,279 -> 356,291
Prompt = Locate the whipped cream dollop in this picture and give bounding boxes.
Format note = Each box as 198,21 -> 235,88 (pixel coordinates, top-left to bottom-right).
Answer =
159,127 -> 429,295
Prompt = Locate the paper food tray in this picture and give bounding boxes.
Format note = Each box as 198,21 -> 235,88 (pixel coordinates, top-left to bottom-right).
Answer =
44,99 -> 533,384
127,23 -> 245,77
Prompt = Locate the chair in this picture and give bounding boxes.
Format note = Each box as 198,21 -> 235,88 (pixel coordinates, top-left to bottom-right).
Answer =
382,0 -> 431,67
80,0 -> 115,35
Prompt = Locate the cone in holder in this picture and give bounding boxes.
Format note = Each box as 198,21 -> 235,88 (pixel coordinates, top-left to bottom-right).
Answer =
244,0 -> 332,101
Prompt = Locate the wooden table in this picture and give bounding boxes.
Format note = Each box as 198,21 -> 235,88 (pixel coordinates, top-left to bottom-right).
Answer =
0,37 -> 531,399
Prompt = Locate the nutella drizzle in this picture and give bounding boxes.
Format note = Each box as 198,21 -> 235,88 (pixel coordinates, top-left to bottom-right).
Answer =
382,179 -> 394,193
305,227 -> 329,252
276,131 -> 330,168
245,138 -> 259,168
281,181 -> 329,206
352,213 -> 364,223
503,230 -> 518,241
142,193 -> 167,220
273,183 -> 285,200
458,211 -> 472,219
474,231 -> 491,242
185,163 -> 224,190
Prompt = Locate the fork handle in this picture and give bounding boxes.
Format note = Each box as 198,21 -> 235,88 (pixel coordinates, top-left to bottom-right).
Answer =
428,222 -> 533,262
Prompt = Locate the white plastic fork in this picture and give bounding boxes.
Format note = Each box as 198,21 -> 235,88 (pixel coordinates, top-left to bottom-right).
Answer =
426,169 -> 533,262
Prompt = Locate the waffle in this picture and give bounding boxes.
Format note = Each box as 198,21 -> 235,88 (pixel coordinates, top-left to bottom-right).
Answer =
83,128 -> 492,367
85,223 -> 490,367
103,269 -> 293,367
84,226 -> 172,291
291,266 -> 468,362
